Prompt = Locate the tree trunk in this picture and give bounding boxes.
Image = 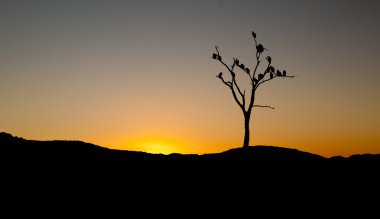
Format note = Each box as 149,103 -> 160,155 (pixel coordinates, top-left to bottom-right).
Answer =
243,112 -> 250,148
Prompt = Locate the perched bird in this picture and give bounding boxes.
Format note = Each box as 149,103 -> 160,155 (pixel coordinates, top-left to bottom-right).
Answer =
217,72 -> 223,78
245,68 -> 250,74
270,73 -> 273,79
256,44 -> 264,54
252,31 -> 256,39
265,66 -> 271,73
218,55 -> 222,61
234,59 -> 240,66
212,53 -> 217,59
258,73 -> 264,80
276,70 -> 282,76
266,56 -> 272,64
269,66 -> 275,73
283,70 -> 287,76
240,64 -> 245,69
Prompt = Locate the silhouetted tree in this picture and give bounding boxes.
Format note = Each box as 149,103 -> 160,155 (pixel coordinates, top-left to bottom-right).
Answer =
212,30 -> 294,148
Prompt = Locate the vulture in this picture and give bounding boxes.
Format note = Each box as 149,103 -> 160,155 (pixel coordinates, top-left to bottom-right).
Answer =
283,70 -> 287,76
217,55 -> 222,61
245,68 -> 250,74
212,53 -> 217,59
258,73 -> 264,80
252,31 -> 256,38
234,59 -> 240,66
240,64 -> 245,69
266,56 -> 272,64
256,44 -> 264,54
276,70 -> 282,76
217,72 -> 222,78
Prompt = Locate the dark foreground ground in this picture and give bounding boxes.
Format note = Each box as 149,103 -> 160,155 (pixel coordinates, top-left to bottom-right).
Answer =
1,132 -> 379,215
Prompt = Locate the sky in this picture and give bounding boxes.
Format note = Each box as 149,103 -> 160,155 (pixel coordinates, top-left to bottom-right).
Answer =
1,0 -> 380,157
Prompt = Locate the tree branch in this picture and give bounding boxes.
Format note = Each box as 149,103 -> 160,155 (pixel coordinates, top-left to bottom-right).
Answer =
230,82 -> 244,110
217,75 -> 232,87
256,75 -> 296,89
214,46 -> 245,106
214,46 -> 236,78
243,90 -> 246,106
232,78 -> 244,102
253,105 -> 275,109
217,75 -> 244,110
252,59 -> 261,82
252,38 -> 260,80
246,38 -> 262,112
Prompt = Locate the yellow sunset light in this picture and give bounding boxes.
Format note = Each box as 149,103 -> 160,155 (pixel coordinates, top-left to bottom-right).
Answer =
126,137 -> 190,155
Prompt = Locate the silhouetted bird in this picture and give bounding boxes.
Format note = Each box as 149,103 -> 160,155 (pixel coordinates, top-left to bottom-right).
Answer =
245,68 -> 250,74
270,73 -> 273,79
276,70 -> 282,76
258,73 -> 264,80
266,56 -> 272,64
240,64 -> 245,69
265,66 -> 271,73
234,59 -> 240,66
217,72 -> 223,78
283,70 -> 287,76
212,53 -> 217,59
256,44 -> 264,54
252,31 -> 256,38
270,66 -> 275,73
218,55 -> 222,61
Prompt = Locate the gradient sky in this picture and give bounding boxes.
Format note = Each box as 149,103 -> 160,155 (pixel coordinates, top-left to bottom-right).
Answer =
1,0 -> 380,157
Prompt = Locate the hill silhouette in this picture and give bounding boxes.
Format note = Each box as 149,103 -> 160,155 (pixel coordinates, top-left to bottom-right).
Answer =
2,132 -> 379,168
2,132 -> 379,212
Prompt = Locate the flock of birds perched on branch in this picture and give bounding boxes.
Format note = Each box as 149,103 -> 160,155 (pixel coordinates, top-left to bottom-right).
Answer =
212,31 -> 288,85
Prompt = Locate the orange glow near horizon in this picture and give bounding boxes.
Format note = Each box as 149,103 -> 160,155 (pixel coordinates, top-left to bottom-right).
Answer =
122,136 -> 194,155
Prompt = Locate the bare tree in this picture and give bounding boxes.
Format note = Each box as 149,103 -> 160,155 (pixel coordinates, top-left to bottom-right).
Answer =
212,30 -> 295,148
